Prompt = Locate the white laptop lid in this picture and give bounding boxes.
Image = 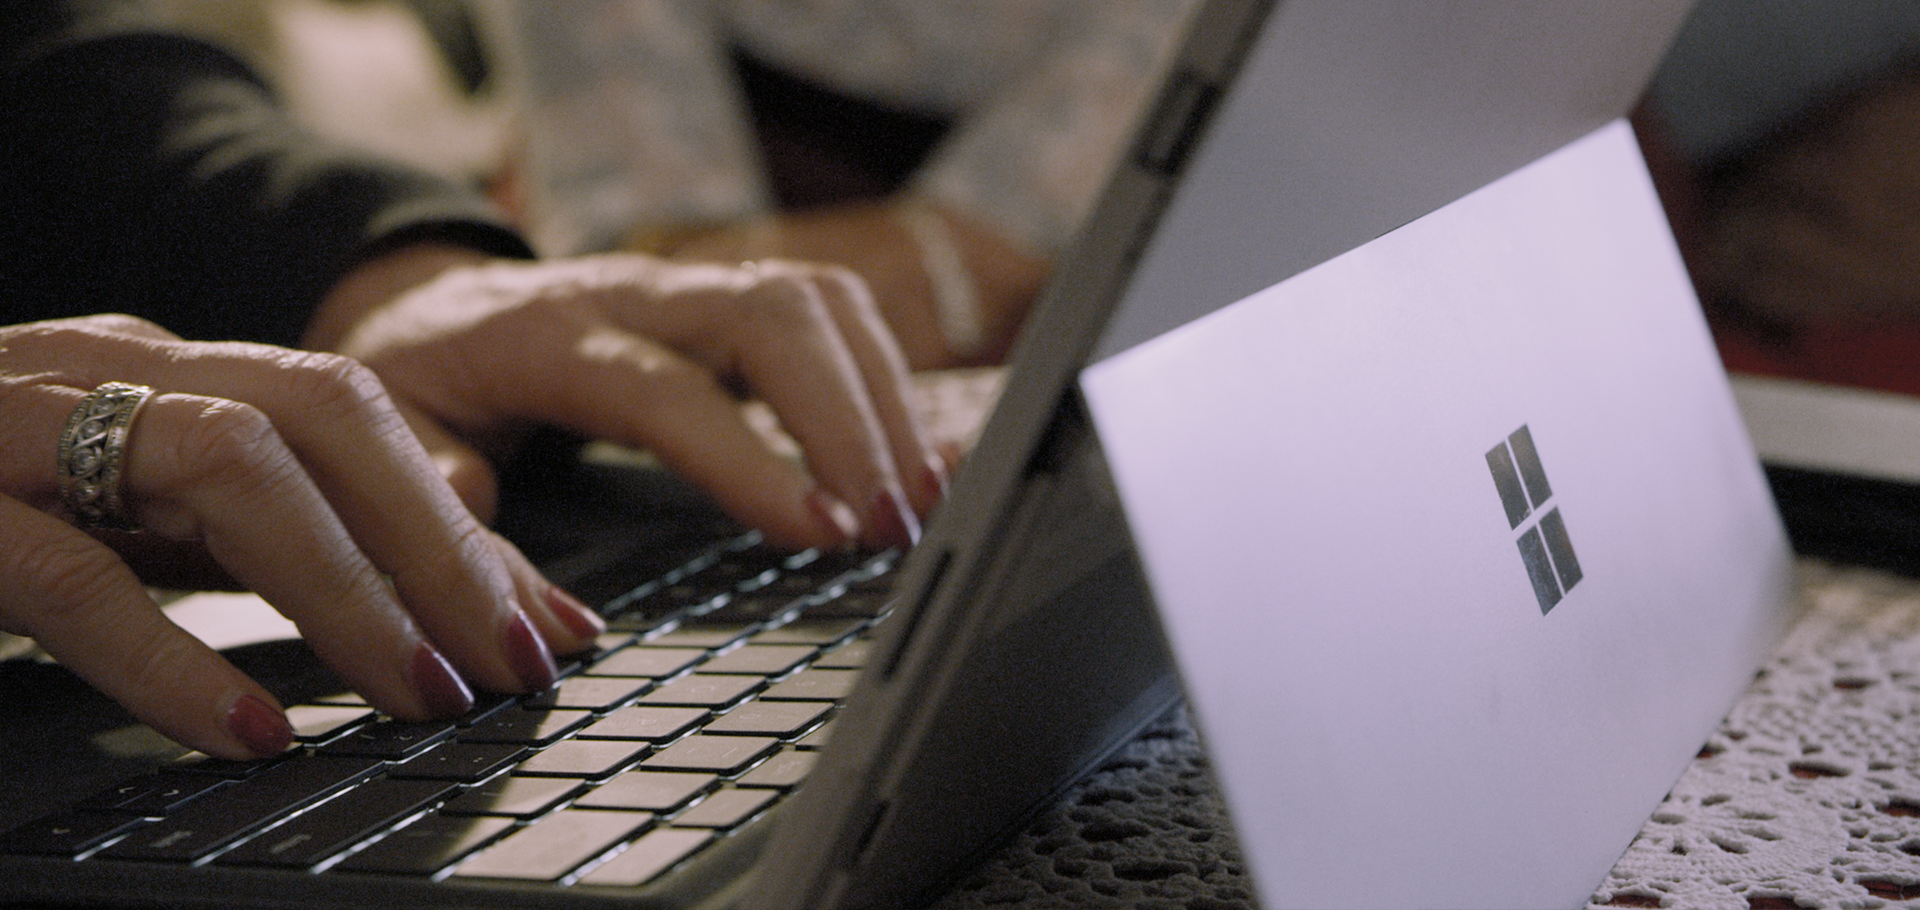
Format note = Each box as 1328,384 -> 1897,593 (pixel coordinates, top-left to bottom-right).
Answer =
1083,119 -> 1796,909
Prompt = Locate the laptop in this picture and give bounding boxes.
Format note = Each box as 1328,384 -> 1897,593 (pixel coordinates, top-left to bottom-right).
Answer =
0,1 -> 1793,908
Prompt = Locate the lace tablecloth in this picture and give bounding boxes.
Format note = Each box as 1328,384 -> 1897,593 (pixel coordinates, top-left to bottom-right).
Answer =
934,560 -> 1920,909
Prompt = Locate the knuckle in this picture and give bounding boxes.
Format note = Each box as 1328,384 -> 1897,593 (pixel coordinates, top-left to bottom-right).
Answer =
165,399 -> 291,495
77,312 -> 171,339
630,355 -> 726,407
272,350 -> 390,416
740,275 -> 833,332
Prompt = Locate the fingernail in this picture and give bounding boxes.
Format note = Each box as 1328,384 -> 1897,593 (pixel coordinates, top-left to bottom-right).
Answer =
504,610 -> 558,691
806,488 -> 860,546
411,642 -> 475,717
918,456 -> 951,509
866,487 -> 922,550
547,585 -> 606,644
937,441 -> 965,474
226,694 -> 293,758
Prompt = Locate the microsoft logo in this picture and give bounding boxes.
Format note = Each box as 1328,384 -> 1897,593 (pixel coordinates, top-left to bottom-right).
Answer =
1486,425 -> 1582,614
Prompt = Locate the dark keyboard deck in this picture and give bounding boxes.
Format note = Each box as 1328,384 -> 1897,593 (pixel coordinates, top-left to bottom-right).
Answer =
0,532 -> 896,889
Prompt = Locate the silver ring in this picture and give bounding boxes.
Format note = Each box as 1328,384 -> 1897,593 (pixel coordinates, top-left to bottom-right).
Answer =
58,382 -> 155,531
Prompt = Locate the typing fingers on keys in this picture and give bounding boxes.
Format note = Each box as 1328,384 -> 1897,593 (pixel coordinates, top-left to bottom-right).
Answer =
0,494 -> 293,761
0,318 -> 599,752
510,258 -> 942,551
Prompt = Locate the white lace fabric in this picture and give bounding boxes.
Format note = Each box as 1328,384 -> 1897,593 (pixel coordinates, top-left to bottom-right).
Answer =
937,559 -> 1920,909
1594,561 -> 1920,909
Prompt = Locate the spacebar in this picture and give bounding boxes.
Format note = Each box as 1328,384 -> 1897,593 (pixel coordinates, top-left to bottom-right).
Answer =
100,758 -> 384,862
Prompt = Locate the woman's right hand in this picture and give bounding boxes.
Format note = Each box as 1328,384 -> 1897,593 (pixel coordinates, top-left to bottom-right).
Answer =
0,315 -> 604,761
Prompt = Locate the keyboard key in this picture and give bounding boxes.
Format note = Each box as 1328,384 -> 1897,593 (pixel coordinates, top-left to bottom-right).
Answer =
761,669 -> 858,701
701,590 -> 802,624
809,639 -> 873,670
577,827 -> 713,887
798,549 -> 882,584
695,549 -> 788,590
458,708 -> 593,746
285,705 -> 376,743
317,718 -> 456,760
759,569 -> 830,598
453,808 -> 652,881
513,739 -> 650,778
754,618 -> 867,646
607,583 -> 726,631
594,631 -> 636,652
805,587 -> 892,618
332,813 -> 514,875
169,752 -> 283,778
389,742 -> 526,782
573,771 -> 715,812
670,788 -> 778,829
99,758 -> 382,862
636,674 -> 762,708
441,777 -> 582,819
76,771 -> 230,815
736,749 -> 818,789
586,646 -> 705,679
215,779 -> 457,868
640,735 -> 777,774
794,721 -> 834,751
455,694 -> 517,726
577,706 -> 709,742
642,624 -> 754,650
698,645 -> 816,676
704,701 -> 831,737
521,676 -> 651,711
0,810 -> 144,856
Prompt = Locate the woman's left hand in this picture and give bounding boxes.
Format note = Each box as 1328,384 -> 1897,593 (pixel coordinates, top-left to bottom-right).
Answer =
310,246 -> 948,552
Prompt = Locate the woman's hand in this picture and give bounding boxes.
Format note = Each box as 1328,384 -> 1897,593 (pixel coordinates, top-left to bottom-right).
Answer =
0,315 -> 605,761
661,198 -> 1051,371
314,248 -> 949,553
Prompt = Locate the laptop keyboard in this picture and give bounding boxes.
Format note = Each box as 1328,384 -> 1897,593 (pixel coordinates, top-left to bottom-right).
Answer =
0,532 -> 897,889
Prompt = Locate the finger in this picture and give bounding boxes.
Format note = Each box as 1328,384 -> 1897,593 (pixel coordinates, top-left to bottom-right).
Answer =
133,391 -> 492,718
10,339 -> 557,698
0,496 -> 292,760
491,531 -> 605,656
393,397 -> 500,524
513,323 -> 863,551
0,370 -> 488,718
789,263 -> 950,515
710,266 -> 921,548
391,403 -> 603,655
566,262 -> 915,548
59,312 -> 183,344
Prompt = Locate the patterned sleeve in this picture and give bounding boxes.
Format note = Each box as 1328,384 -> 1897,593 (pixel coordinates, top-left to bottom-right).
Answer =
484,0 -> 769,256
913,0 -> 1199,254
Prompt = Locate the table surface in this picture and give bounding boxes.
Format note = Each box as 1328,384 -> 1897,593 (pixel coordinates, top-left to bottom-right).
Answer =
929,558 -> 1920,910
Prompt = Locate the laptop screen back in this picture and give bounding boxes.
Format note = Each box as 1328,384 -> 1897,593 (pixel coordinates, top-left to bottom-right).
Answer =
1079,4 -> 1796,907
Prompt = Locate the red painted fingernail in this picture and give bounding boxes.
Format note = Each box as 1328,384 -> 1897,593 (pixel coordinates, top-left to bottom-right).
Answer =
411,642 -> 475,718
547,585 -> 606,645
504,611 -> 558,691
226,694 -> 293,758
919,457 -> 950,509
806,489 -> 859,546
866,488 -> 922,550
